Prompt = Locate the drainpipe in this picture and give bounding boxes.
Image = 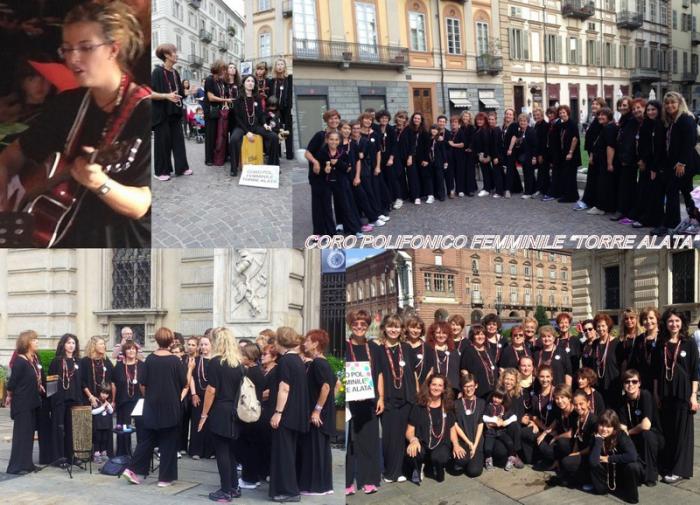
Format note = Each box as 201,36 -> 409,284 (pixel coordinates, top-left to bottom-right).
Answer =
543,0 -> 548,107
599,0 -> 603,96
435,0 -> 447,114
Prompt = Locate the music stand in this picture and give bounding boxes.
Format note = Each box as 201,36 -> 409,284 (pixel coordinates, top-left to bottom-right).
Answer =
0,212 -> 34,247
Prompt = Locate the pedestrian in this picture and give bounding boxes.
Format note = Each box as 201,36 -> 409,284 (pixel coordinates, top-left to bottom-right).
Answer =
48,333 -> 82,465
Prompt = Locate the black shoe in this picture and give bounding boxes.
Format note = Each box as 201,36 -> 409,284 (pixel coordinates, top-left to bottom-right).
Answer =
209,489 -> 232,502
271,495 -> 300,503
645,480 -> 657,487
206,162 -> 213,166
230,487 -> 242,498
230,170 -> 238,177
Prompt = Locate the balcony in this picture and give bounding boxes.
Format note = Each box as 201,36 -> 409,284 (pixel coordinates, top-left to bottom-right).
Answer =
282,0 -> 292,17
189,54 -> 204,68
561,0 -> 595,20
681,71 -> 697,83
693,31 -> 700,45
476,54 -> 503,75
188,0 -> 201,9
218,41 -> 229,53
293,38 -> 409,70
631,66 -> 661,82
199,29 -> 213,43
616,10 -> 643,30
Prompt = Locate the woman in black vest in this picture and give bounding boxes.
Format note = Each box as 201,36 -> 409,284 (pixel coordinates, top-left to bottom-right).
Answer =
48,333 -> 82,465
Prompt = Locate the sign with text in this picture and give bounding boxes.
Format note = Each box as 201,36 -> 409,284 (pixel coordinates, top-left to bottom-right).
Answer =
239,164 -> 280,189
345,361 -> 375,402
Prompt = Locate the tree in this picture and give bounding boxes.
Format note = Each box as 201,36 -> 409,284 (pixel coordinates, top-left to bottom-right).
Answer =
535,305 -> 549,327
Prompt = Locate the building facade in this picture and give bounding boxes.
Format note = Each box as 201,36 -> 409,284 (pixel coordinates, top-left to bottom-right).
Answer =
244,0 -> 294,70
670,0 -> 700,110
571,249 -> 699,325
293,0 -> 505,150
0,249 -> 321,364
346,249 -> 573,327
152,0 -> 245,83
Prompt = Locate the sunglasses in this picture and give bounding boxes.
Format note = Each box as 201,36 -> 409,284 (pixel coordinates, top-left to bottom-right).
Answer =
624,379 -> 639,385
584,327 -> 595,332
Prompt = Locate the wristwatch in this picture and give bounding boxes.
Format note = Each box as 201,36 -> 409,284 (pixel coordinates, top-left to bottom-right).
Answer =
96,181 -> 112,196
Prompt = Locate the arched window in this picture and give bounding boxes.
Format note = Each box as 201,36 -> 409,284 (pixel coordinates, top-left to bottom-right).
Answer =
258,26 -> 271,57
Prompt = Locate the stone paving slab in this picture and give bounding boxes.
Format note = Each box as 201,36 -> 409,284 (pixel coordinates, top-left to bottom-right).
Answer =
152,137 -> 293,248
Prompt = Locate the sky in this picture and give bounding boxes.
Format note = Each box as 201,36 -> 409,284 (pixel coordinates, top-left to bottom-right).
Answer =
226,0 -> 244,17
346,249 -> 386,267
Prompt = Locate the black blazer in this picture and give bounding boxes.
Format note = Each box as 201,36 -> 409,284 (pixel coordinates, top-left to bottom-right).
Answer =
232,95 -> 265,133
267,75 -> 293,110
472,127 -> 495,159
512,126 -> 538,163
666,113 -> 698,172
637,118 -> 666,173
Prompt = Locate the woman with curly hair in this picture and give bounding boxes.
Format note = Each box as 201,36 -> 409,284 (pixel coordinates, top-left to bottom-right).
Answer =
426,320 -> 460,394
460,324 -> 498,399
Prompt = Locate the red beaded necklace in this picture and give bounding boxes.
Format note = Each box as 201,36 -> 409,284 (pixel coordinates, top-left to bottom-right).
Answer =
384,342 -> 404,389
427,403 -> 446,450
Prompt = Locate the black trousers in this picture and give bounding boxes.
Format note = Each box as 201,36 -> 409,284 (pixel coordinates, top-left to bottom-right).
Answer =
660,397 -> 694,478
372,166 -> 393,213
129,425 -> 179,482
347,173 -> 379,223
453,438 -> 484,477
179,398 -> 191,452
596,161 -> 618,212
331,176 -> 361,234
491,162 -> 505,195
94,429 -> 111,453
560,452 -> 589,485
480,162 -> 493,192
236,422 -> 266,483
381,154 -> 402,203
298,426 -> 333,493
381,403 -> 411,481
269,425 -> 301,498
116,401 -> 142,456
38,396 -> 52,464
189,400 -> 214,458
395,158 -> 410,200
631,430 -> 663,484
522,159 -> 537,195
537,161 -> 552,195
408,443 -> 451,482
558,159 -> 580,202
345,403 -> 381,488
204,117 -> 217,164
483,428 -> 514,465
212,432 -> 239,494
505,157 -> 523,193
663,169 -> 699,228
50,400 -> 78,462
280,107 -> 294,159
617,163 -> 638,217
581,154 -> 598,206
406,162 -> 421,200
7,408 -> 38,474
589,460 -> 642,504
360,163 -> 381,211
632,169 -> 664,227
465,151 -> 477,194
445,153 -> 457,194
154,115 -> 189,176
520,425 -> 553,464
431,162 -> 446,200
310,181 -> 335,235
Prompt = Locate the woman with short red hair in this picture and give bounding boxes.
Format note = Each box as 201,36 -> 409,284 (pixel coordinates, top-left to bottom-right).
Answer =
426,321 -> 460,393
591,313 -> 621,409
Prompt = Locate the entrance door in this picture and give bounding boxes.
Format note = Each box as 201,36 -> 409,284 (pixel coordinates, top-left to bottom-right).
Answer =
412,88 -> 433,125
514,85 -> 524,114
570,98 -> 579,125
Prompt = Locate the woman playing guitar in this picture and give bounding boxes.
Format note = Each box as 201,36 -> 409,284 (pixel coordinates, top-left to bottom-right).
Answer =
0,1 -> 151,248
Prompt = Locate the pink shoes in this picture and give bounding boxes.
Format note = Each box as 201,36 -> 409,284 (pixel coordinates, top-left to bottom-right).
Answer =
121,468 -> 141,485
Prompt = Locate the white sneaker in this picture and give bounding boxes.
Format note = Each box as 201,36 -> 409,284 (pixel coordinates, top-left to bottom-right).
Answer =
177,452 -> 182,459
414,198 -> 421,205
493,194 -> 501,199
458,192 -> 465,197
239,479 -> 261,489
372,220 -> 386,227
426,195 -> 435,204
335,224 -> 344,232
521,194 -> 532,199
393,199 -> 403,209
396,476 -> 407,483
379,214 -> 390,222
477,190 -> 489,197
586,207 -> 605,215
505,191 -> 511,199
533,191 -> 541,197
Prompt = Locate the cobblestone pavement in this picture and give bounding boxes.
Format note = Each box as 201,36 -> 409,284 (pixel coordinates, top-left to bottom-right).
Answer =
292,163 -> 695,248
0,408 -> 343,505
347,412 -> 700,505
153,137 -> 293,248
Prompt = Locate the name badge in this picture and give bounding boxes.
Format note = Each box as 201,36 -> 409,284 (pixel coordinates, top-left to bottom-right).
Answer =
565,347 -> 570,353
547,404 -> 552,410
555,354 -> 561,360
75,364 -> 79,370
465,409 -> 472,415
497,343 -> 502,348
634,409 -> 641,416
445,351 -> 450,356
103,366 -> 107,372
280,86 -> 284,90
399,360 -> 406,367
132,379 -> 138,385
417,354 -> 423,360
491,365 -> 495,370
370,138 -> 375,142
37,364 -> 42,369
680,350 -> 687,357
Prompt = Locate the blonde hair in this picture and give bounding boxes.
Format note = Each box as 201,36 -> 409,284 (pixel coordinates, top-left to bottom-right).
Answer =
517,113 -> 529,123
64,1 -> 144,72
273,58 -> 288,78
662,91 -> 692,126
85,335 -> 106,359
522,316 -> 539,329
277,326 -> 302,349
498,368 -> 523,399
211,327 -> 241,368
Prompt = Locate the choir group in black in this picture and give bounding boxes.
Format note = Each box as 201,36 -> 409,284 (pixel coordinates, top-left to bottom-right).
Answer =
5,326 -> 338,503
344,307 -> 699,504
306,91 -> 700,237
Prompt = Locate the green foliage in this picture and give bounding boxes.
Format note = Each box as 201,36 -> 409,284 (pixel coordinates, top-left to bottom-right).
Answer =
534,306 -> 550,327
501,327 -> 512,344
0,365 -> 8,381
37,350 -> 56,373
327,355 -> 346,407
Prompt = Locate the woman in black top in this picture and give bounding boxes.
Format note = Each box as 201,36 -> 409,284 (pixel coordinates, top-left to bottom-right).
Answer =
631,100 -> 666,228
376,110 -> 401,206
402,112 -> 428,205
609,97 -> 637,221
122,327 -> 188,486
0,2 -> 151,248
259,343 -> 279,482
533,325 -> 572,387
629,307 -> 660,392
460,324 -> 498,399
48,333 -> 82,465
540,107 -> 561,199
452,372 -> 485,477
81,335 -> 114,459
178,336 -> 199,454
533,108 -> 550,197
419,124 -> 446,203
592,313 -> 621,409
577,97 -> 605,210
198,328 -> 245,501
203,61 -> 232,166
360,113 -> 392,214
658,91 -> 700,233
501,108 -> 522,196
652,308 -> 699,483
445,115 -> 464,198
151,43 -> 190,179
618,369 -> 664,486
589,107 -> 619,214
229,75 -> 279,176
236,343 -> 267,488
392,110 -> 410,203
113,340 -> 145,456
488,112 -> 506,197
460,111 -> 478,196
616,308 -> 641,376
499,325 -> 533,370
554,105 -> 581,203
305,110 -> 341,235
551,389 -> 597,487
376,315 -> 417,482
269,327 -> 310,502
189,334 -> 214,459
473,112 -> 495,196
268,58 -> 294,159
405,374 -> 455,483
588,410 -> 643,504
556,312 -> 581,376
298,330 -> 337,495
428,321 -> 461,395
507,113 -> 538,197
6,330 -> 43,474
519,365 -> 559,465
404,316 -> 433,385
576,367 -> 606,417
224,63 -> 241,136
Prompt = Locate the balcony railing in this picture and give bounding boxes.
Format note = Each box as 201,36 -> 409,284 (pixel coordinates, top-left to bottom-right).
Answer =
218,41 -> 229,53
631,66 -> 661,81
616,10 -> 643,30
293,38 -> 409,70
189,54 -> 204,68
188,0 -> 201,9
693,31 -> 700,45
561,0 -> 595,20
199,29 -> 213,43
476,54 -> 503,75
282,0 -> 292,17
681,71 -> 697,83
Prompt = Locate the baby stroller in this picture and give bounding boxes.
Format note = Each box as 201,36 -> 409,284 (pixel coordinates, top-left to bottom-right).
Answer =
187,109 -> 205,143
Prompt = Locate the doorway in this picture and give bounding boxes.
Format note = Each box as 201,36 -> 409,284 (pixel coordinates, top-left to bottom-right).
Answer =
412,88 -> 433,125
514,85 -> 524,114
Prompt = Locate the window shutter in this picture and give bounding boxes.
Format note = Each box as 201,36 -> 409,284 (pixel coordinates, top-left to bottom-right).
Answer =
556,36 -> 562,63
509,28 -> 515,59
578,39 -> 583,65
524,31 -> 530,60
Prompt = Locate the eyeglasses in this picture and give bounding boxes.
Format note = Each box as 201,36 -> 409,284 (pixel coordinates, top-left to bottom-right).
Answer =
584,327 -> 595,332
624,379 -> 639,385
351,321 -> 368,328
57,41 -> 112,60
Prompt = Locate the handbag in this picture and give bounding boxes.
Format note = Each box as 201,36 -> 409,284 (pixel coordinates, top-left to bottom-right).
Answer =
235,366 -> 261,423
209,104 -> 221,120
101,455 -> 131,476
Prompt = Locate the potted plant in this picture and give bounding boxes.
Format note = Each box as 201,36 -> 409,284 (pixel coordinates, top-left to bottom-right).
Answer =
327,355 -> 346,433
227,26 -> 236,38
0,365 -> 8,406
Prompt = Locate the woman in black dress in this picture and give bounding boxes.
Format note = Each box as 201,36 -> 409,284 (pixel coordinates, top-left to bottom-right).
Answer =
269,58 -> 293,159
257,342 -> 278,483
629,307 -> 660,392
555,105 -> 581,203
631,100 -> 666,228
460,324 -> 498,400
269,327 -> 310,502
460,111 -> 478,196
519,365 -> 559,465
189,334 -> 214,459
501,108 -> 522,196
616,308 -> 641,375
179,336 -> 198,455
587,410 -> 643,504
113,340 -> 145,456
588,107 -> 619,215
576,367 -> 606,417
80,335 -> 115,456
507,113 -> 538,198
197,327 -> 244,501
612,96 -> 639,222
653,307 -> 699,483
580,319 -> 599,370
203,61 -> 233,166
48,333 -> 82,465
405,315 -> 432,385
377,314 -> 417,483
576,97 -> 606,211
473,112 -> 494,197
229,74 -> 279,176
405,374 -> 455,483
488,112 -> 507,198
6,330 -> 43,474
403,112 -> 428,205
452,372 -> 485,477
591,313 -> 621,409
151,43 -> 190,180
224,62 -> 241,137
345,309 -> 383,495
445,115 -> 465,198
298,329 -> 337,495
122,327 -> 189,486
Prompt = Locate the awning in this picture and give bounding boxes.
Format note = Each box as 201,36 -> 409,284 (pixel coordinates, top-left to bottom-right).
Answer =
479,98 -> 499,109
449,90 -> 472,109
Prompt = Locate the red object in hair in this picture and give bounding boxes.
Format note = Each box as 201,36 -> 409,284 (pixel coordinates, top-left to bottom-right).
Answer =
28,61 -> 80,92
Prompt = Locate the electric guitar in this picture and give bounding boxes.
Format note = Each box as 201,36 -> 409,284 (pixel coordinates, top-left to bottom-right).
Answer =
5,138 -> 143,247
